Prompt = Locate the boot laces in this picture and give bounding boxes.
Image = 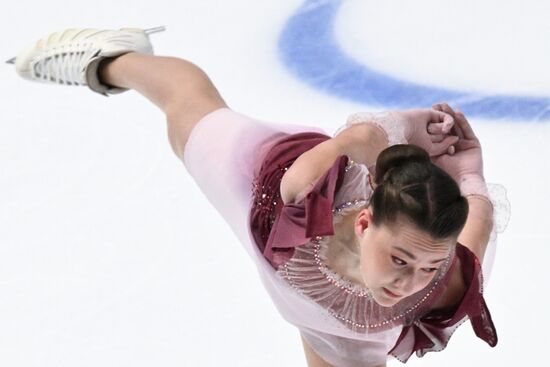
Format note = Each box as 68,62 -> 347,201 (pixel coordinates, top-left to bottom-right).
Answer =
33,43 -> 100,85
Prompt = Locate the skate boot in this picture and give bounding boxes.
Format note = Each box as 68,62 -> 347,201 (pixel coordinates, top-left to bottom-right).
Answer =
6,26 -> 166,97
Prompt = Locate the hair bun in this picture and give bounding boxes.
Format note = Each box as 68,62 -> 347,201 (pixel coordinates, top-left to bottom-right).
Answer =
374,144 -> 430,185
368,144 -> 467,240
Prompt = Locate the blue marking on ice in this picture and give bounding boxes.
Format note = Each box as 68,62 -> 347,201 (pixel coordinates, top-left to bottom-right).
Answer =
278,0 -> 550,121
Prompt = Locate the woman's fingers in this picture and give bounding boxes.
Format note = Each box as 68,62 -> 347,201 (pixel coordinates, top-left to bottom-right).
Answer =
430,135 -> 458,155
431,109 -> 454,126
429,104 -> 478,154
432,103 -> 450,114
433,102 -> 467,139
427,120 -> 454,134
430,103 -> 457,135
450,123 -> 465,139
427,109 -> 454,136
430,134 -> 446,143
431,135 -> 460,156
432,103 -> 457,121
454,109 -> 478,140
439,103 -> 456,116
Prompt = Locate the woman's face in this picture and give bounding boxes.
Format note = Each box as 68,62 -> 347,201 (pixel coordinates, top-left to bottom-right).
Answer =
354,207 -> 455,307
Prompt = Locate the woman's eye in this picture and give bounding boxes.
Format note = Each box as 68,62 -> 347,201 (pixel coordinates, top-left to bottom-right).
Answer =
392,256 -> 406,266
423,268 -> 439,273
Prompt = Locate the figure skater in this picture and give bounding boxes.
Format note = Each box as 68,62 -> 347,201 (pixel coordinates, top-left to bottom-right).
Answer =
7,26 -> 510,367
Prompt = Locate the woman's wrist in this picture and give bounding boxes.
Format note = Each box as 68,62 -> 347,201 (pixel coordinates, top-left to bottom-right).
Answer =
459,174 -> 493,211
465,195 -> 494,222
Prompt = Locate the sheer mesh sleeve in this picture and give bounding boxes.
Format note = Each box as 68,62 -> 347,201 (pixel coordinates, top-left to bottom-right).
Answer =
479,182 -> 511,288
332,159 -> 373,221
333,111 -> 408,146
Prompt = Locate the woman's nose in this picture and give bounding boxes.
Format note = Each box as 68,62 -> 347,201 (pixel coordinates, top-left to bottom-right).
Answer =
393,274 -> 416,294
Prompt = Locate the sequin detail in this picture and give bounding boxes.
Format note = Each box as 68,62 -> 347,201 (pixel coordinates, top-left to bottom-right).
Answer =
251,162 -> 290,235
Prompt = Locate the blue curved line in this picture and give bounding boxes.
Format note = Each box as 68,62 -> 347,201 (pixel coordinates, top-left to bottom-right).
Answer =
278,0 -> 550,121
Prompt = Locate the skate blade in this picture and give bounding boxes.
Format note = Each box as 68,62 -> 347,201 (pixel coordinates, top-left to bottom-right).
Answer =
143,26 -> 166,35
5,57 -> 16,64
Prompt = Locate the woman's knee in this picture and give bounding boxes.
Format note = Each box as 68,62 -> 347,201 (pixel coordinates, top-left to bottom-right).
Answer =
165,97 -> 227,161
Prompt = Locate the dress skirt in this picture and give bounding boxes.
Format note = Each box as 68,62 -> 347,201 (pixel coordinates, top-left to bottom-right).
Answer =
182,107 -> 327,259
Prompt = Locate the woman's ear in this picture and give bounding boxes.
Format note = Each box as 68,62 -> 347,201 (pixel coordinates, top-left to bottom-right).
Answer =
355,207 -> 374,236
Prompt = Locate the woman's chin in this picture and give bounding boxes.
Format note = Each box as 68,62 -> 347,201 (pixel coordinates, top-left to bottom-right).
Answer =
374,298 -> 396,307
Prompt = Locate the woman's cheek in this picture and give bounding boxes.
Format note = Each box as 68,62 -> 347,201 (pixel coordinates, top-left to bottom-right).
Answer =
362,254 -> 386,286
376,253 -> 396,284
360,256 -> 375,286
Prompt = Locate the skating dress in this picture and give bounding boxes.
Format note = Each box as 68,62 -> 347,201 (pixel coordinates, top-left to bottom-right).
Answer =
248,125 -> 510,367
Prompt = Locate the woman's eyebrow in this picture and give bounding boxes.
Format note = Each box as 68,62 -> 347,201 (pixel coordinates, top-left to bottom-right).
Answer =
394,246 -> 416,259
394,246 -> 447,264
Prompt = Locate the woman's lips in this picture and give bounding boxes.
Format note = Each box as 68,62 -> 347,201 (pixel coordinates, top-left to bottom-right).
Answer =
383,287 -> 402,298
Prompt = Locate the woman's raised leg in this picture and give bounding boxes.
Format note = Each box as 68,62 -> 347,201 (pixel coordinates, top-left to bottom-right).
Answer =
97,52 -> 228,162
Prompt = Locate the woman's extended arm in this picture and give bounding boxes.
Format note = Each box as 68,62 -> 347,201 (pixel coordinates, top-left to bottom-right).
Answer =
429,196 -> 493,311
459,196 -> 494,264
430,103 -> 495,263
281,109 -> 458,203
280,123 -> 387,204
429,103 -> 495,310
281,109 -> 457,204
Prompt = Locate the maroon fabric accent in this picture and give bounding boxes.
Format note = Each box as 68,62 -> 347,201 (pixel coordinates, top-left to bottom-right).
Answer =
249,131 -> 349,269
388,244 -> 498,363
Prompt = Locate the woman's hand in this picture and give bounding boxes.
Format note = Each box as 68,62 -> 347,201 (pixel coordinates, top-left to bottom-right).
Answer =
430,103 -> 485,184
393,108 -> 459,157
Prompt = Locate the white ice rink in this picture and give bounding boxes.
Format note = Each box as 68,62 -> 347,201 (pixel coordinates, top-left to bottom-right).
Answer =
0,0 -> 545,366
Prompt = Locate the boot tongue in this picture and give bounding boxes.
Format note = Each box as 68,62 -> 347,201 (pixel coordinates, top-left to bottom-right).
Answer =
85,56 -> 109,95
85,55 -> 129,96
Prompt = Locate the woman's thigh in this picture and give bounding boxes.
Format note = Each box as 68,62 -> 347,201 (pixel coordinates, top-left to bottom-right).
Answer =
182,108 -> 327,257
166,96 -> 228,162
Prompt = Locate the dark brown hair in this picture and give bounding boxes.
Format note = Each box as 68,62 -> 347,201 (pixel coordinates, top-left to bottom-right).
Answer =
368,144 -> 468,240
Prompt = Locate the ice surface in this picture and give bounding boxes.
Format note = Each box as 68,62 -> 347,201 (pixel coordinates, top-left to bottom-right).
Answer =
0,0 -> 544,366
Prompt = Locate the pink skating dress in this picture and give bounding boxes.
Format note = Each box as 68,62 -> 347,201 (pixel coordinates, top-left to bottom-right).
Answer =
248,131 -> 510,367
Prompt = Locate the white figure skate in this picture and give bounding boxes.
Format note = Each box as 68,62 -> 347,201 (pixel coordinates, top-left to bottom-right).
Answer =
6,26 -> 166,97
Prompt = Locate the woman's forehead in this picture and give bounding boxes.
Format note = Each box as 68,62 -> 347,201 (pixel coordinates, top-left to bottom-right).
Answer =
381,220 -> 453,254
